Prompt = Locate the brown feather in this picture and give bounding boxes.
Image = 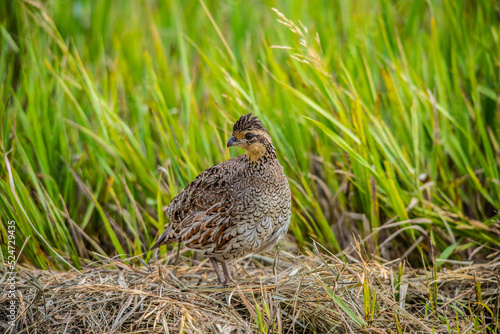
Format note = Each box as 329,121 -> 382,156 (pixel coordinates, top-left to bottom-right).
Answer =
151,114 -> 291,264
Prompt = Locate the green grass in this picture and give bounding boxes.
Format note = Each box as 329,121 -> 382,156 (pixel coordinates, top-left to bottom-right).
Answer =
1,0 -> 499,270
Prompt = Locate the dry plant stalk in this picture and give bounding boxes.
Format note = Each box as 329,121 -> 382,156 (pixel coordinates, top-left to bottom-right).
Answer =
1,249 -> 499,333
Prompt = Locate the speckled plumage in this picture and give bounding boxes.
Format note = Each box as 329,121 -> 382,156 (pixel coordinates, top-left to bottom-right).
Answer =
151,114 -> 291,283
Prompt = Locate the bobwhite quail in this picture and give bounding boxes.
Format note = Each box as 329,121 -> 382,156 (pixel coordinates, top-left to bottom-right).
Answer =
151,114 -> 291,284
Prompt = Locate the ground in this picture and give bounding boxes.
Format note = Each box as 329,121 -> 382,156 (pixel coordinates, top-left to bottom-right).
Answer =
2,248 -> 499,333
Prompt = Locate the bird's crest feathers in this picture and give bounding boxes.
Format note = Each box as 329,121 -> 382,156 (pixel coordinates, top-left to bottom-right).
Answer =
232,113 -> 268,134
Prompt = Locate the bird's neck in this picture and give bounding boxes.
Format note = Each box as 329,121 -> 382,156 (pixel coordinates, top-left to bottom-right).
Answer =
245,141 -> 276,165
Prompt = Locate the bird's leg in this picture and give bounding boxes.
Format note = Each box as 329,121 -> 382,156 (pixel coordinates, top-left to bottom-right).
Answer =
174,244 -> 181,265
210,258 -> 226,285
172,243 -> 181,275
220,261 -> 234,283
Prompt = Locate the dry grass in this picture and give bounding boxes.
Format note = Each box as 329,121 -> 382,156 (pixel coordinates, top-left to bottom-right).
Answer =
1,248 -> 499,333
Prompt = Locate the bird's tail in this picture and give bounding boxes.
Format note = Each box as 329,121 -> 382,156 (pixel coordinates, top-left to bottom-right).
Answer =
150,224 -> 176,250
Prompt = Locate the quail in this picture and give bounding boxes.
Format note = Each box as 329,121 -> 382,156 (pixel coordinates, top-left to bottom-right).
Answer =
151,114 -> 291,284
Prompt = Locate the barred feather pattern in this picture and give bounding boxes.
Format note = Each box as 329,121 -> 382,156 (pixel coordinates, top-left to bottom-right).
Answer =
152,115 -> 291,262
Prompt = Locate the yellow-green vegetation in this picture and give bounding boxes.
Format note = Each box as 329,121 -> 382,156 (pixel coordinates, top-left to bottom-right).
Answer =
2,0 -> 500,332
1,0 -> 499,278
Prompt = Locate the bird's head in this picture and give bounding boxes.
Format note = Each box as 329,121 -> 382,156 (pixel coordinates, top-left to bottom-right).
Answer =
227,114 -> 275,162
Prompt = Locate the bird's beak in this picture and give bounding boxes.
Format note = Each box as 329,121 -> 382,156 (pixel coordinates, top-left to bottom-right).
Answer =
227,136 -> 237,148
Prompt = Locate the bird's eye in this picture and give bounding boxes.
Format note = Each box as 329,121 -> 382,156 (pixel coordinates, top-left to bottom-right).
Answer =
245,133 -> 255,140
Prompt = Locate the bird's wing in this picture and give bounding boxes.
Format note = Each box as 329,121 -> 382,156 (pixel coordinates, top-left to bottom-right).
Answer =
177,199 -> 236,253
166,155 -> 242,224
151,156 -> 242,249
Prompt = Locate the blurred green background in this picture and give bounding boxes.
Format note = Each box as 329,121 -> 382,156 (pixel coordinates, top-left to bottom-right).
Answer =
1,0 -> 499,270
